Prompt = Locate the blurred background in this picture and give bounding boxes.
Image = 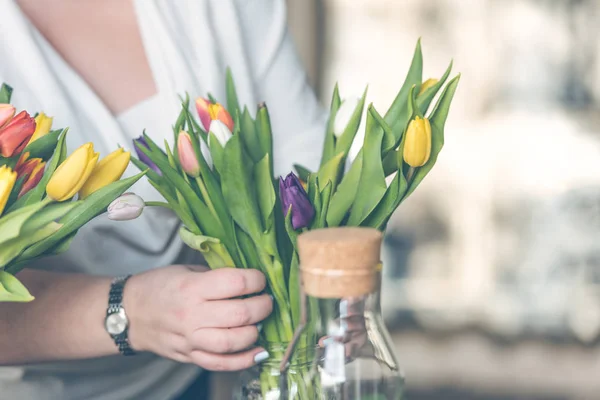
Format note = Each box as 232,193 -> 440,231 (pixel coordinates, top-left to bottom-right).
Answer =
214,0 -> 600,398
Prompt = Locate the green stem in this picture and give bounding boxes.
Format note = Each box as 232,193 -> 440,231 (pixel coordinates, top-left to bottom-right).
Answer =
144,201 -> 173,210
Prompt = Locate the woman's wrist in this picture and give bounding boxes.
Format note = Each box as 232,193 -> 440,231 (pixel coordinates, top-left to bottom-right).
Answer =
122,273 -> 149,353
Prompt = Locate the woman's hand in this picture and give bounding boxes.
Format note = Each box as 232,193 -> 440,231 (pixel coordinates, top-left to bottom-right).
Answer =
124,264 -> 272,371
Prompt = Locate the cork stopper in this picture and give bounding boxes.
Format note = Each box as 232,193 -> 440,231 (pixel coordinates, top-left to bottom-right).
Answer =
297,227 -> 382,298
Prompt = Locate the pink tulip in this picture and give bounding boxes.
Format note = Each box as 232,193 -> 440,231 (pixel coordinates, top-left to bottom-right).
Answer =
177,131 -> 200,177
0,104 -> 16,129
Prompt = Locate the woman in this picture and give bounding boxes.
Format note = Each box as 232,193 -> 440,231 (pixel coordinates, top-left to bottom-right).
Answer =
0,0 -> 326,399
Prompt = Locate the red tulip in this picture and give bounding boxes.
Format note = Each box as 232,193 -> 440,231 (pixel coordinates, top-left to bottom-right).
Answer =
0,111 -> 36,157
19,161 -> 45,198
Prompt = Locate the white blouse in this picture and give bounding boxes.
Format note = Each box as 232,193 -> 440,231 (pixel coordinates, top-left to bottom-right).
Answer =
0,0 -> 327,399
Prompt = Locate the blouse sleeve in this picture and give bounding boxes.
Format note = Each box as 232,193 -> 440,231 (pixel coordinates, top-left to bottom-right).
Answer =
236,0 -> 328,177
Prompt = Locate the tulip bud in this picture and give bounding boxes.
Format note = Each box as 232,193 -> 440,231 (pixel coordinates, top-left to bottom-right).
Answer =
79,148 -> 131,199
195,97 -> 212,132
0,111 -> 36,157
0,165 -> 17,216
208,103 -> 234,132
333,97 -> 360,138
46,143 -> 99,202
0,104 -> 16,129
402,116 -> 432,168
133,136 -> 161,175
209,120 -> 233,147
19,161 -> 45,198
418,78 -> 438,96
279,172 -> 315,229
177,131 -> 200,177
15,154 -> 43,179
107,193 -> 145,221
28,112 -> 53,144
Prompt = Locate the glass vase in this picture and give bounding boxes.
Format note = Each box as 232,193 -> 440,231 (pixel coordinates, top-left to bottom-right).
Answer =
235,271 -> 404,399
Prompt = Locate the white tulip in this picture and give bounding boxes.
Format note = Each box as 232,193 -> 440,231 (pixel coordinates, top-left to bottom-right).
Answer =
200,138 -> 213,170
107,193 -> 145,221
333,97 -> 361,138
209,119 -> 233,147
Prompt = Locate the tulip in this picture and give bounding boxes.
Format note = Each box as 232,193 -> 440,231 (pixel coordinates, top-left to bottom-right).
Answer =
333,97 -> 360,138
177,131 -> 200,177
418,78 -> 439,96
107,193 -> 145,221
15,153 -> 43,179
195,97 -> 234,132
279,172 -> 315,229
209,120 -> 232,147
195,97 -> 212,133
403,116 -> 432,168
28,112 -> 53,144
0,111 -> 36,157
18,161 -> 45,198
0,104 -> 16,129
0,165 -> 17,216
79,148 -> 131,199
133,136 -> 161,175
46,143 -> 99,201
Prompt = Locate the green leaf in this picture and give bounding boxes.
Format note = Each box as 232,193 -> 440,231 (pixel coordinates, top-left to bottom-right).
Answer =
284,205 -> 299,250
334,86 -> 367,157
254,154 -> 276,229
225,67 -> 241,118
239,107 -> 262,163
293,164 -> 312,182
136,143 -> 224,240
384,39 -> 423,141
326,150 -> 362,227
235,224 -> 260,269
0,221 -> 61,267
288,252 -> 301,329
318,181 -> 333,229
362,170 -> 407,230
0,83 -> 13,104
13,171 -> 147,263
179,227 -> 235,269
221,135 -> 263,238
0,271 -> 34,303
417,60 -> 453,115
308,174 -> 322,229
22,129 -> 62,161
47,230 -> 77,255
404,74 -> 460,199
0,198 -> 51,246
20,201 -> 79,235
321,83 -> 341,166
7,129 -> 69,211
369,105 -> 396,153
316,151 -> 345,193
255,104 -> 274,177
347,107 -> 387,226
208,133 -> 225,174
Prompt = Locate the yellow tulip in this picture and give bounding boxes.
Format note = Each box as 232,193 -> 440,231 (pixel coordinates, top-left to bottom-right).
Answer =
46,143 -> 99,201
403,116 -> 432,167
28,112 -> 53,144
0,165 -> 17,216
78,148 -> 130,199
418,78 -> 438,96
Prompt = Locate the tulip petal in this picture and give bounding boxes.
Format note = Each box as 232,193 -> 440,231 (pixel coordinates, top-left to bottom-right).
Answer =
195,97 -> 212,132
46,143 -> 98,201
0,165 -> 17,216
0,104 -> 16,129
0,111 -> 36,157
177,131 -> 200,176
79,148 -> 131,199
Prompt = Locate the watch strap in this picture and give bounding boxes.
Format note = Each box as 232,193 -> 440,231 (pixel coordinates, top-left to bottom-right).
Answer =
107,275 -> 135,356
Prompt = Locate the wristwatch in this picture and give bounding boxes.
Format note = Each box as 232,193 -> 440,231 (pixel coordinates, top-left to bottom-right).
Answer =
105,275 -> 136,356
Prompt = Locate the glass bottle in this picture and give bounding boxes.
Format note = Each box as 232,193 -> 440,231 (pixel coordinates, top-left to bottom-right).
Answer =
309,268 -> 405,399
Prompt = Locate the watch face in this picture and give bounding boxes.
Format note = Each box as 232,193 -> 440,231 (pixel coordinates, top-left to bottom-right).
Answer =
105,309 -> 128,335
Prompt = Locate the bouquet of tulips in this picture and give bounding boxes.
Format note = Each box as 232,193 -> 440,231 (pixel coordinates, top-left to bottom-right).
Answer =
0,84 -> 145,302
131,40 -> 459,397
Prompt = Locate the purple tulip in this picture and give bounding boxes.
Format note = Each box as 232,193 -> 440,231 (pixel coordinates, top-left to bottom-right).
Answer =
279,172 -> 315,230
133,136 -> 161,175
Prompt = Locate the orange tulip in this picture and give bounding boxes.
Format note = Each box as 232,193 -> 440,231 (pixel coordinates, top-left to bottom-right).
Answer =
195,97 -> 234,132
0,111 -> 36,157
19,161 -> 45,198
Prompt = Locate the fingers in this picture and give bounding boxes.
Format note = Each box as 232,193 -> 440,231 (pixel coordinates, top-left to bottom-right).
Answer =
189,347 -> 269,371
198,294 -> 273,328
196,268 -> 267,300
190,325 -> 259,354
